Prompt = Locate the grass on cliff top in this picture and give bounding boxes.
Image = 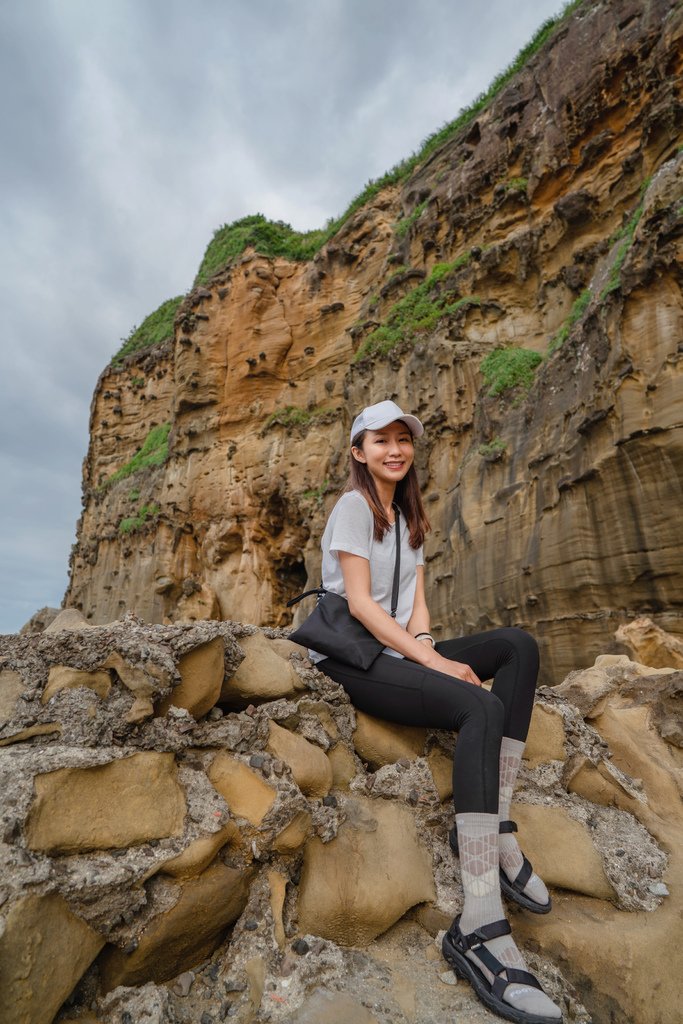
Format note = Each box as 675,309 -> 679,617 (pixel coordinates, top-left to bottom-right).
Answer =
194,0 -> 584,286
112,297 -> 183,365
103,423 -> 171,489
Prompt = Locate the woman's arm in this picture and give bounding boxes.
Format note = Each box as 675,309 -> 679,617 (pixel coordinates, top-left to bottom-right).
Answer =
339,552 -> 481,685
407,565 -> 432,644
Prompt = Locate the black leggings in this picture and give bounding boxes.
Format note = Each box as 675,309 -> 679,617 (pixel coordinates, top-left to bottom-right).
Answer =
318,627 -> 539,814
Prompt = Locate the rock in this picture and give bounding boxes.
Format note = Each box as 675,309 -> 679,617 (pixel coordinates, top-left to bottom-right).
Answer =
272,809 -> 312,854
426,747 -> 453,800
327,742 -> 358,789
296,989 -> 380,1024
0,894 -> 104,1024
566,754 -> 642,810
512,803 -> 615,900
265,721 -> 333,797
172,970 -> 195,996
524,703 -> 566,765
0,723 -> 62,747
159,821 -> 239,879
207,751 -> 276,826
42,665 -> 112,704
352,711 -> 427,768
297,797 -> 435,944
268,638 -> 302,661
220,633 -> 302,706
615,617 -> 683,669
102,651 -> 168,699
24,752 -> 186,853
19,606 -> 60,634
267,869 -> 287,949
174,582 -> 221,623
99,861 -> 255,989
157,636 -> 225,717
0,670 -> 28,724
43,608 -> 93,632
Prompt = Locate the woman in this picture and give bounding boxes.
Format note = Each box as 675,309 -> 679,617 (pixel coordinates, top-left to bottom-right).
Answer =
309,400 -> 562,1024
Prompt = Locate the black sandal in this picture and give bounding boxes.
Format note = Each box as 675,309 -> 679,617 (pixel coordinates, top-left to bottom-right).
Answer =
442,916 -> 562,1024
449,820 -> 552,915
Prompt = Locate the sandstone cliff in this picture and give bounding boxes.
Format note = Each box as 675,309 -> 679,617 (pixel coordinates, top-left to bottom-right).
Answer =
65,0 -> 683,683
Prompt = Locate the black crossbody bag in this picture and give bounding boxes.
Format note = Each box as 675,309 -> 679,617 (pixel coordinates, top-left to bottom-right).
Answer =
286,507 -> 401,670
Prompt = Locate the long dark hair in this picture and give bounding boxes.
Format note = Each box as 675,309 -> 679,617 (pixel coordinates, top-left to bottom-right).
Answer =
347,429 -> 430,549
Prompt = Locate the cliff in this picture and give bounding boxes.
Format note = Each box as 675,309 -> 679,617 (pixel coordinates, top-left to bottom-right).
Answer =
65,0 -> 683,683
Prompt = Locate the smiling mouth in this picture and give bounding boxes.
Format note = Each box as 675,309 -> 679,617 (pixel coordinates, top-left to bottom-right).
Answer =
384,462 -> 404,468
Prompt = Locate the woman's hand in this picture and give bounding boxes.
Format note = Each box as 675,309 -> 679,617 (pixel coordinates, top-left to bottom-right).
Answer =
425,651 -> 482,687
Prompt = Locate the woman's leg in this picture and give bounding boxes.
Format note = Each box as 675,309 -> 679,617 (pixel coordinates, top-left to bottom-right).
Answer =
437,627 -> 549,908
318,652 -> 561,1020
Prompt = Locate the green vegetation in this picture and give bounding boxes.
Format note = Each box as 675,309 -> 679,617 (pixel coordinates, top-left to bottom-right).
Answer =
480,348 -> 543,396
118,503 -> 161,535
394,199 -> 429,239
113,298 -> 183,365
264,406 -> 332,431
189,2 -> 583,286
498,177 -> 528,193
104,423 -> 172,488
548,288 -> 592,353
130,376 -> 145,389
478,437 -> 507,459
600,200 -> 645,299
302,480 -> 330,505
128,487 -> 140,501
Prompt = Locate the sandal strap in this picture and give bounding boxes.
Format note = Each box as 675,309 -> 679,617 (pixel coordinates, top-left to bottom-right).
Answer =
499,819 -> 518,834
492,969 -> 545,999
509,855 -> 533,893
449,918 -> 545,995
449,917 -> 511,953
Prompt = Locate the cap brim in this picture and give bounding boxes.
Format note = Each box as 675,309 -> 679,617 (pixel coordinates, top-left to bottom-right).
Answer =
364,413 -> 424,438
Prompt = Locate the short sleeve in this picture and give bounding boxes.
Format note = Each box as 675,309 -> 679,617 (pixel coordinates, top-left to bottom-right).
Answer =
328,492 -> 373,561
416,546 -> 425,567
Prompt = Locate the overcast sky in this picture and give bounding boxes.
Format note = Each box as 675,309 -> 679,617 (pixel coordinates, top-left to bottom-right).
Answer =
0,0 -> 567,634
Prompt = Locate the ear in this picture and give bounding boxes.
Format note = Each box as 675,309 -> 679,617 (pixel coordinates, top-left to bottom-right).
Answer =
351,446 -> 366,464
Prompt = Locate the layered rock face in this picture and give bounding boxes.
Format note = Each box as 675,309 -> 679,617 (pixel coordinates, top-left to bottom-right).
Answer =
65,0 -> 683,683
0,614 -> 681,1024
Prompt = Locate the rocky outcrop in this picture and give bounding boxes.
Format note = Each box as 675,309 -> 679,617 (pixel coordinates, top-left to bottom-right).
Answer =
63,0 -> 682,684
0,616 -> 681,1023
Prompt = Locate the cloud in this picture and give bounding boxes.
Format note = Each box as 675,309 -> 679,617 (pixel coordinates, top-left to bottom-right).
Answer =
0,0 -> 567,632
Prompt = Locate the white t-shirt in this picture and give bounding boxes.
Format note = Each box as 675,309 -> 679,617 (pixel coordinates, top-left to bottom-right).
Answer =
309,490 -> 424,663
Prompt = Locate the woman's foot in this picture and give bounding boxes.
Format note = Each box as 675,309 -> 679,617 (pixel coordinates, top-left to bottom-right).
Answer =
499,820 -> 551,913
443,915 -> 563,1022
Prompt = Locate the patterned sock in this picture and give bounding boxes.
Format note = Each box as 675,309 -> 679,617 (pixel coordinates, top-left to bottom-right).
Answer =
498,737 -> 549,906
456,812 -> 560,1018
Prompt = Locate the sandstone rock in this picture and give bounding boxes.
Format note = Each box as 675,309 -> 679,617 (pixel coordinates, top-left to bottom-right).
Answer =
266,720 -> 333,797
174,581 -> 221,622
615,616 -> 683,669
44,608 -> 93,632
297,796 -> 435,944
512,803 -> 615,900
207,751 -> 276,825
42,665 -> 112,704
427,746 -> 453,801
272,809 -> 312,854
268,637 -> 303,661
353,710 -> 427,768
99,861 -> 255,989
0,722 -> 62,746
328,741 -> 358,789
157,636 -> 224,717
24,752 -> 186,853
524,703 -> 566,765
296,989 -> 380,1024
267,868 -> 287,949
159,821 -> 239,879
0,894 -> 104,1024
566,755 -> 643,811
0,669 -> 25,724
19,605 -> 60,634
102,651 -> 168,699
221,632 -> 302,706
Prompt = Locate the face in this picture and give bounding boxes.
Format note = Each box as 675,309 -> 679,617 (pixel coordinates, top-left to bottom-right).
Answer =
352,420 -> 414,487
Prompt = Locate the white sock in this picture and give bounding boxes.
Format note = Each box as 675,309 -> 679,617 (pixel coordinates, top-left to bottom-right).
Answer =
456,812 -> 560,1019
499,737 -> 549,906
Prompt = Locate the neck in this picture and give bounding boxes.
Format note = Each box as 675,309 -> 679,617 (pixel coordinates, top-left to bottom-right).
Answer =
372,478 -> 396,517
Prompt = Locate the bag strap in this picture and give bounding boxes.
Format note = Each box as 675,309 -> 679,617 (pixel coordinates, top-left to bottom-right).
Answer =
286,504 -> 403,612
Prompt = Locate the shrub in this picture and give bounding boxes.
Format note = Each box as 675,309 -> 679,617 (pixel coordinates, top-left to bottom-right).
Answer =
480,348 -> 543,396
394,199 -> 429,239
104,423 -> 172,488
600,201 -> 645,299
113,297 -> 183,365
118,503 -> 161,535
478,437 -> 507,460
195,215 -> 327,286
548,288 -> 592,353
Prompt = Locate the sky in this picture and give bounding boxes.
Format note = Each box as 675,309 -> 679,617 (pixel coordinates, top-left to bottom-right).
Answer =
0,0 -> 568,634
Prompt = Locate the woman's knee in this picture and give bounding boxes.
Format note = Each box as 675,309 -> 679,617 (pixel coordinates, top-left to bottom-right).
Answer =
463,688 -> 505,737
494,626 -> 539,669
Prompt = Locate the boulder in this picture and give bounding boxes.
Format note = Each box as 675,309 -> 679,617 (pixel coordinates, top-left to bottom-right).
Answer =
267,868 -> 287,949
98,861 -> 255,989
42,665 -> 112,704
158,821 -> 239,879
19,605 -> 60,634
156,636 -> 224,718
43,608 -> 93,632
24,752 -> 186,853
328,742 -> 358,789
427,747 -> 453,801
272,809 -> 312,854
0,894 -> 104,1024
207,751 -> 276,825
220,632 -> 302,705
524,703 -> 566,765
0,670 -> 27,724
615,616 -> 683,669
297,796 -> 435,944
512,803 -> 615,900
353,711 -> 427,768
266,721 -> 333,797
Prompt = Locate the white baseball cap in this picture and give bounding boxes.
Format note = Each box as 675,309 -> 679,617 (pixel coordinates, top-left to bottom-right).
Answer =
350,400 -> 424,445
